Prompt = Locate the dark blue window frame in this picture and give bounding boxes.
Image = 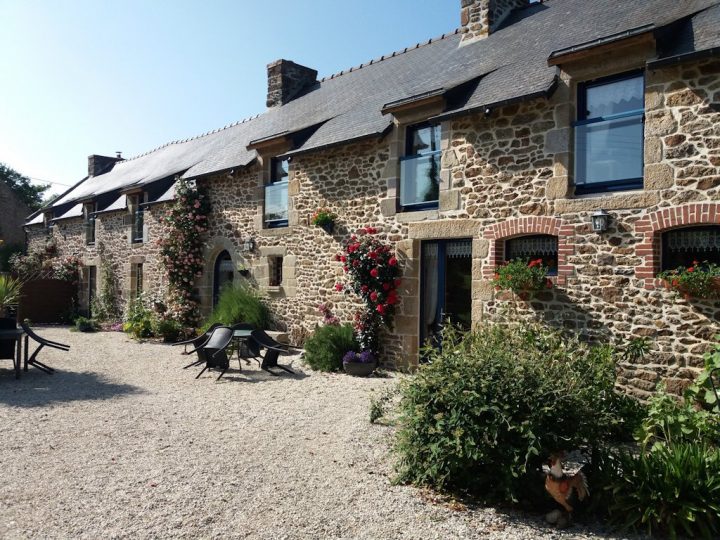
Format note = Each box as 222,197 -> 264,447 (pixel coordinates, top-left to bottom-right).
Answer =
399,123 -> 441,212
574,70 -> 645,195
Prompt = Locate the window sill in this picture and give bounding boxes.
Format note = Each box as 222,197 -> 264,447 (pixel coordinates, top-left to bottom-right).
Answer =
396,209 -> 439,224
261,226 -> 293,237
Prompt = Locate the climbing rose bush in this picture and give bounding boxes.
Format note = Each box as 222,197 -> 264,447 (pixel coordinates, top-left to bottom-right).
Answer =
157,179 -> 210,326
335,226 -> 402,353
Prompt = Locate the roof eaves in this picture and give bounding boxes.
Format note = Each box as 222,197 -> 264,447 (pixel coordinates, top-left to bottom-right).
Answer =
428,73 -> 559,124
547,24 -> 655,65
648,46 -> 720,69
282,127 -> 393,159
381,88 -> 446,115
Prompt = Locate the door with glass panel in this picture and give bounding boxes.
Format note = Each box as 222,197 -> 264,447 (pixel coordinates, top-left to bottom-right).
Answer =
420,239 -> 473,354
213,251 -> 234,307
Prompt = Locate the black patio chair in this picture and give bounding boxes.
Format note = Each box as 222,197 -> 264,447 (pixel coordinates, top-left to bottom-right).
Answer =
250,329 -> 294,376
195,326 -> 234,381
174,323 -> 222,369
21,321 -> 69,374
0,318 -> 18,378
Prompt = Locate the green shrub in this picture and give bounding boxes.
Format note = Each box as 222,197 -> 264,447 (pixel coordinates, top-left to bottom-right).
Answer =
601,443 -> 720,539
74,316 -> 98,332
393,323 -> 641,504
303,324 -> 359,372
202,283 -> 271,331
637,385 -> 720,450
123,295 -> 154,339
153,317 -> 183,342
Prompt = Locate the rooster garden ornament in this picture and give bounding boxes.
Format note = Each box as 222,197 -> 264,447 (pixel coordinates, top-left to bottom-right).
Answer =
543,452 -> 589,528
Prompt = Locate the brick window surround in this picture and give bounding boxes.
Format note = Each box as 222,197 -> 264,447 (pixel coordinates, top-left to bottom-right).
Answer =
483,217 -> 575,285
635,203 -> 720,290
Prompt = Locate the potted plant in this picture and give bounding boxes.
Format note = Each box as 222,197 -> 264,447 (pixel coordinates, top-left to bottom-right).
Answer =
493,258 -> 553,299
311,208 -> 337,234
342,350 -> 376,377
0,274 -> 22,319
657,261 -> 720,300
237,263 -> 251,277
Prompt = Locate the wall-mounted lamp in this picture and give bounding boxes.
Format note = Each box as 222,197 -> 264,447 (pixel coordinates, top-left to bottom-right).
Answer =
591,209 -> 611,233
242,236 -> 256,252
483,107 -> 492,117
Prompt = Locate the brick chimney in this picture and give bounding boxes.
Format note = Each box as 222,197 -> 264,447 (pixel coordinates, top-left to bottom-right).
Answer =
87,154 -> 123,177
266,59 -> 318,108
460,0 -> 529,44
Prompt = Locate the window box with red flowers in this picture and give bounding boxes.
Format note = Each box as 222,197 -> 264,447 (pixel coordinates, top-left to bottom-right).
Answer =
311,208 -> 337,234
493,258 -> 553,300
334,226 -> 402,358
657,261 -> 720,300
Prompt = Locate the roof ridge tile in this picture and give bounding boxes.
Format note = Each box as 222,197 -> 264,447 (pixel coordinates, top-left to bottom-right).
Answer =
121,113 -> 262,162
318,28 -> 460,83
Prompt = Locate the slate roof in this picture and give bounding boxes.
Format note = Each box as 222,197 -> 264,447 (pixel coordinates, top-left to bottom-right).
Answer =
35,0 -> 720,222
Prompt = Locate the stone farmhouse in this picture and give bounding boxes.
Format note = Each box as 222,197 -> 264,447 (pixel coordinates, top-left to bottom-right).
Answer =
25,0 -> 720,397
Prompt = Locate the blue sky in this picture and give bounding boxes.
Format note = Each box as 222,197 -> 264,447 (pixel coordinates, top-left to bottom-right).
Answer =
0,0 -> 458,197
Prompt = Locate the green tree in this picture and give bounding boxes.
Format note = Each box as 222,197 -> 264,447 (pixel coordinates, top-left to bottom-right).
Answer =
0,162 -> 50,211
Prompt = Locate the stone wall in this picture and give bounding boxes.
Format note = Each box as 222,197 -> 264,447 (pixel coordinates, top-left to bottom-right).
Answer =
26,203 -> 170,317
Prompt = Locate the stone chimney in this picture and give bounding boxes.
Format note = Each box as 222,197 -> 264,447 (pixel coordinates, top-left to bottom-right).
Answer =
266,59 -> 318,108
460,0 -> 529,44
87,154 -> 123,177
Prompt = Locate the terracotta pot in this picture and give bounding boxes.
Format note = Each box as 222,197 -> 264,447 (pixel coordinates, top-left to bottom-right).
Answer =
343,360 -> 376,377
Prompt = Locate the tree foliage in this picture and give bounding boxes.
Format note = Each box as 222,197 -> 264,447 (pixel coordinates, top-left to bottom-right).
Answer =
0,163 -> 50,211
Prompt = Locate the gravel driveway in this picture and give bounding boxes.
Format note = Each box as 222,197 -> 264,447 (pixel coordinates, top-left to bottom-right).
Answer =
0,328 -> 634,539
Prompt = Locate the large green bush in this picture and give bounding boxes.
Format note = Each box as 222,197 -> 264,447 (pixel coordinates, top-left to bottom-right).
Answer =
393,323 -> 640,504
202,283 -> 271,331
303,324 -> 359,372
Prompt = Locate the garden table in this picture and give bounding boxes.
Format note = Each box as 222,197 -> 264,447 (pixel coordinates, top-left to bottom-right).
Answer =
232,329 -> 253,361
0,328 -> 24,379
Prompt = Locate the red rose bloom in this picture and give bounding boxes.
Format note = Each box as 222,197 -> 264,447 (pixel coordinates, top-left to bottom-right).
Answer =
370,268 -> 379,278
361,285 -> 369,293
388,256 -> 398,266
394,278 -> 402,287
370,291 -> 378,302
334,283 -> 343,291
688,267 -> 695,273
382,283 -> 391,291
376,304 -> 386,314
340,255 -> 347,262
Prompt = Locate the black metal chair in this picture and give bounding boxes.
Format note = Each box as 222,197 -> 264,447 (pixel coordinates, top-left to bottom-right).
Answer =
0,318 -> 18,378
174,323 -> 222,369
20,321 -> 69,374
250,329 -> 294,375
194,326 -> 234,381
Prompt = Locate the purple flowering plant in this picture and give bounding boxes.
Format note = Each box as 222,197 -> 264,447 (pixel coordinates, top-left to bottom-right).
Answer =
343,350 -> 376,364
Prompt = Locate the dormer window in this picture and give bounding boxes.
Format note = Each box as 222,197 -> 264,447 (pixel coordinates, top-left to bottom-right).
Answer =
83,203 -> 96,245
264,158 -> 289,228
400,123 -> 440,211
574,71 -> 644,194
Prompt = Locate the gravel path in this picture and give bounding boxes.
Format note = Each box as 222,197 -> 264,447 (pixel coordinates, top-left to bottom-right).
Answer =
1,328 -> 635,539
